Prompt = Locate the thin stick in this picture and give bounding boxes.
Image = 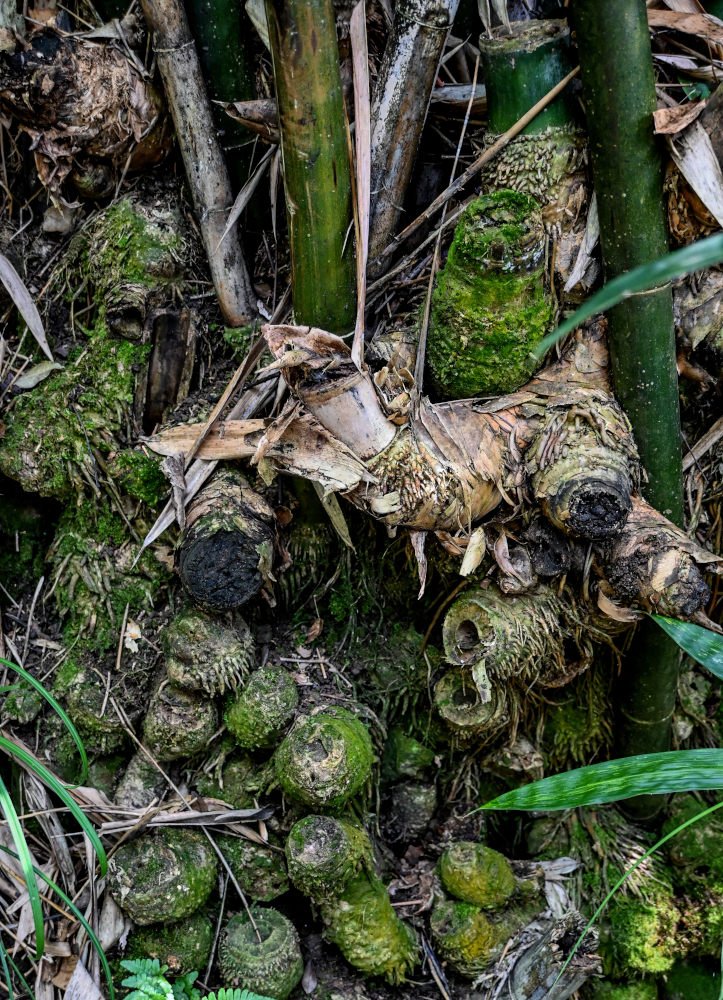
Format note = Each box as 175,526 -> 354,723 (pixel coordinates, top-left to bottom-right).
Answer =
371,65 -> 580,272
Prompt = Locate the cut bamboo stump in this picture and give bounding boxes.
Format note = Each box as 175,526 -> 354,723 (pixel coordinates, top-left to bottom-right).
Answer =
176,469 -> 276,612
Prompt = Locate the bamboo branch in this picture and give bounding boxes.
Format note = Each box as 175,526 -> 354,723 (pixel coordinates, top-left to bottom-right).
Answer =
138,0 -> 256,325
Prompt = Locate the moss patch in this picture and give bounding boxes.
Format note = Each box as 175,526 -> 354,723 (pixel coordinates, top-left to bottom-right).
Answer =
427,190 -> 553,399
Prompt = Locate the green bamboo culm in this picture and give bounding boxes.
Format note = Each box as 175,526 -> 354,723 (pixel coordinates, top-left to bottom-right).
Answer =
572,0 -> 684,821
185,0 -> 255,190
479,19 -> 577,135
265,0 -> 356,333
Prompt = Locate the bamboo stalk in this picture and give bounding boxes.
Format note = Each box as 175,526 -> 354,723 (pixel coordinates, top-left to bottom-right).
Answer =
138,0 -> 256,326
368,0 -> 461,261
185,0 -> 256,189
573,0 -> 684,820
265,0 -> 356,333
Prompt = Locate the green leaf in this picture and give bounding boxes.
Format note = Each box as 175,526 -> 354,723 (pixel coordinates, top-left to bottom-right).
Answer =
0,774 -> 44,959
0,657 -> 88,783
0,937 -> 14,1000
480,749 -> 723,811
651,615 -> 723,680
0,735 -> 105,872
0,844 -> 114,1000
532,231 -> 723,361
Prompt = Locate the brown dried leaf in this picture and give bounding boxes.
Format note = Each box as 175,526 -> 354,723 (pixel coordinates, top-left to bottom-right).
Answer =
648,8 -> 723,43
597,588 -> 642,623
654,100 -> 707,134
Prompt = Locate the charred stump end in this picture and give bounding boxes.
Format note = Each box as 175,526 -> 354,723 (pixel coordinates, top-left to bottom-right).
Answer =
176,468 -> 276,612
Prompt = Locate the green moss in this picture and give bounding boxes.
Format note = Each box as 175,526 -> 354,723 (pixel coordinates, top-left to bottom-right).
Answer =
126,911 -> 214,975
67,199 -> 183,309
0,324 -> 150,499
427,191 -> 553,398
1,682 -> 44,725
195,753 -> 275,809
108,828 -> 218,925
382,728 -> 435,782
274,707 -> 374,812
50,497 -> 170,660
429,900 -> 504,978
663,795 -> 723,879
321,870 -> 418,984
604,892 -> 681,976
543,666 -> 612,770
588,980 -> 658,1000
664,960 -> 720,1000
438,842 -> 516,910
219,908 -> 303,1000
225,664 -> 298,750
107,450 -> 168,507
216,833 -> 289,901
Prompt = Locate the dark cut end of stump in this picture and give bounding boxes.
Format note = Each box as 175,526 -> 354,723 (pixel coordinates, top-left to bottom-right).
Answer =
176,468 -> 276,613
565,481 -> 633,540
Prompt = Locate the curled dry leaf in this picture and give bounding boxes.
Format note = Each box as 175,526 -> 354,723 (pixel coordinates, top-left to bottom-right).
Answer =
0,253 -> 53,362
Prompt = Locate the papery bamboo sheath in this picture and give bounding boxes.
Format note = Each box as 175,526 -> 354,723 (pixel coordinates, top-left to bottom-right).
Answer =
138,0 -> 256,325
265,0 -> 356,333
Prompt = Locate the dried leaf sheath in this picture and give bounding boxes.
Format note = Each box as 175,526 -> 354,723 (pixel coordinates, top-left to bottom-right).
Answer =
146,320 -> 719,621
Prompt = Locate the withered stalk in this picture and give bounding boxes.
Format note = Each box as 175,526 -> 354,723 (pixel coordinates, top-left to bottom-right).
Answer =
368,0 -> 460,261
265,0 -> 356,333
573,0 -> 684,819
138,0 -> 256,325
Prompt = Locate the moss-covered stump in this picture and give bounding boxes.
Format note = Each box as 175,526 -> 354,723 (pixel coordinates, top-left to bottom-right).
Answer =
542,665 -> 613,771
434,668 -> 510,745
274,707 -> 374,812
225,664 -> 298,750
285,815 -> 371,899
1,681 -> 44,725
663,960 -> 720,1000
176,469 -> 276,612
427,191 -> 554,399
216,833 -> 289,901
321,870 -> 419,984
61,663 -> 136,755
164,607 -> 255,696
438,842 -> 516,910
430,900 -> 506,978
114,751 -> 166,809
142,680 -> 219,761
48,497 -> 170,658
663,795 -> 723,879
62,194 -> 195,342
108,828 -> 218,925
126,911 -> 213,974
0,326 -> 149,499
442,584 -> 578,693
218,908 -> 303,1000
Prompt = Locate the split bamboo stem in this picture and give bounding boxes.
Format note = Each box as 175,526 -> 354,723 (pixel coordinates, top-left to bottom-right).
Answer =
368,0 -> 461,261
573,0 -> 684,819
139,0 -> 256,326
265,0 -> 356,333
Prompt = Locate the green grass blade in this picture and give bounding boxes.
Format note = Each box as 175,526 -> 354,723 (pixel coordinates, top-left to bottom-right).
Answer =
0,657 -> 88,783
552,799 -> 723,989
480,749 -> 723,811
0,935 -> 14,1000
5,949 -> 35,999
651,615 -> 723,680
0,736 -> 106,873
0,775 -> 44,959
0,844 -> 115,1000
532,231 -> 723,361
